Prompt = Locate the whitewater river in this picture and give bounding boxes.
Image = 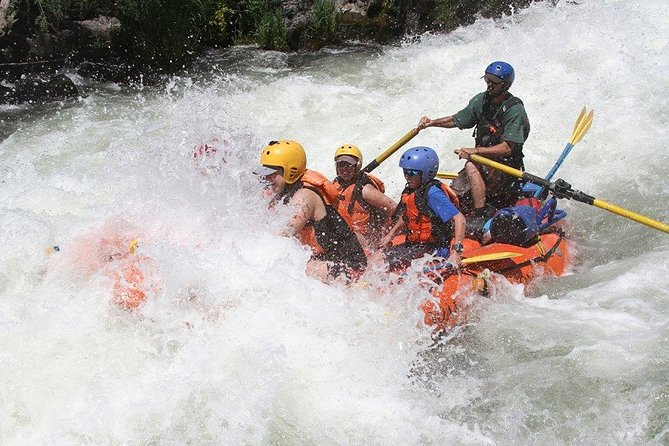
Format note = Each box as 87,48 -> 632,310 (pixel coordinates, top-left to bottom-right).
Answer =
1,0 -> 668,444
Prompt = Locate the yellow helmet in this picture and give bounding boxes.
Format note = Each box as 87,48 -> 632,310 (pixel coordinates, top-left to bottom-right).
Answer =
260,140 -> 307,184
334,144 -> 363,169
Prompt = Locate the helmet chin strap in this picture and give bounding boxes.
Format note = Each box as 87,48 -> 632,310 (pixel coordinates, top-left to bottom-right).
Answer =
485,87 -> 510,101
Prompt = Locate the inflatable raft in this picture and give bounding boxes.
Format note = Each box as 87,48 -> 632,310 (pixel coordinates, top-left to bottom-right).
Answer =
421,230 -> 571,332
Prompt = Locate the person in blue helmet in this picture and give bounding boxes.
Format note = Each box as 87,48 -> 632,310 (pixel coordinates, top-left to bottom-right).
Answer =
481,196 -> 566,246
416,61 -> 530,232
378,146 -> 466,270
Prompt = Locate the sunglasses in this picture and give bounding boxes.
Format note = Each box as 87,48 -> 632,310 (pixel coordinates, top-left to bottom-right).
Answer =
484,76 -> 504,86
403,169 -> 422,177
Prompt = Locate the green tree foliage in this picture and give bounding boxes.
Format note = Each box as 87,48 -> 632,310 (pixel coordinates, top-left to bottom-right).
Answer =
433,0 -> 478,29
235,0 -> 270,37
113,0 -> 221,70
480,0 -> 533,17
383,0 -> 403,16
256,9 -> 286,50
433,0 -> 534,29
313,0 -> 337,42
6,0 -> 546,72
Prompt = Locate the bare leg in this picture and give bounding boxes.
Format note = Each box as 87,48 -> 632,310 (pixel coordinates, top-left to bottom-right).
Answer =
465,161 -> 486,209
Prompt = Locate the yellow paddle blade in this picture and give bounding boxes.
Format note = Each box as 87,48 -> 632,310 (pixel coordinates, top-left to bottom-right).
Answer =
570,107 -> 586,140
462,252 -> 522,265
436,171 -> 459,180
570,109 -> 594,145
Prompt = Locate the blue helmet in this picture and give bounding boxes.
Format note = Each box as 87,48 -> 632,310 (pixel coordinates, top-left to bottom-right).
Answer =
485,61 -> 515,85
399,146 -> 439,184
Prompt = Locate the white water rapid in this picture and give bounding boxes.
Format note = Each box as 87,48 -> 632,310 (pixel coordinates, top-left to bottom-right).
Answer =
1,0 -> 668,444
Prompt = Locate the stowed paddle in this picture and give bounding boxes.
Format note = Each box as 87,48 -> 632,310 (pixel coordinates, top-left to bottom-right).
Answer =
531,107 -> 594,197
361,128 -> 419,173
462,251 -> 521,264
467,154 -> 669,234
421,251 -> 522,274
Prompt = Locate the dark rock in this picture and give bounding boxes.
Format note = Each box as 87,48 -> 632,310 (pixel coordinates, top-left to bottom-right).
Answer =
44,73 -> 79,100
75,16 -> 121,41
0,83 -> 13,102
1,73 -> 80,105
27,27 -> 91,59
337,9 -> 396,44
76,61 -> 137,84
366,0 -> 384,18
0,31 -> 30,64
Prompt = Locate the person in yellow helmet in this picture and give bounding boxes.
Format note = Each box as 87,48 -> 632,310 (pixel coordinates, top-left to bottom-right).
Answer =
332,144 -> 397,251
255,140 -> 367,283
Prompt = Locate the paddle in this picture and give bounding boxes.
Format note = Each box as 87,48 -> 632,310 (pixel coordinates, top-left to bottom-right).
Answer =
532,107 -> 594,198
436,172 -> 459,180
345,128 -> 419,215
462,251 -> 522,264
467,153 -> 669,234
421,251 -> 522,274
361,128 -> 419,173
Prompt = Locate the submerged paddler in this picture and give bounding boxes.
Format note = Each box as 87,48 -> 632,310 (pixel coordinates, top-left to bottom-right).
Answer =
416,61 -> 530,235
377,146 -> 466,270
331,144 -> 397,251
255,140 -> 367,283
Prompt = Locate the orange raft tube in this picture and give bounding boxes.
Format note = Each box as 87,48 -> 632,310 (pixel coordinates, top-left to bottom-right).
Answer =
68,234 -> 160,311
421,231 -> 571,332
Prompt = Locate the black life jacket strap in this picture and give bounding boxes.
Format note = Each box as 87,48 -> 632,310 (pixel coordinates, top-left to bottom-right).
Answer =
346,173 -> 374,215
414,179 -> 442,218
475,95 -> 524,146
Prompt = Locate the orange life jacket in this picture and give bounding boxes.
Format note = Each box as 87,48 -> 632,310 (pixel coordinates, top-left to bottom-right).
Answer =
400,179 -> 460,245
333,173 -> 386,234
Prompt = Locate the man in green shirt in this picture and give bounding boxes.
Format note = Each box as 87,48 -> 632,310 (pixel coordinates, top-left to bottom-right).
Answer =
416,61 -> 530,223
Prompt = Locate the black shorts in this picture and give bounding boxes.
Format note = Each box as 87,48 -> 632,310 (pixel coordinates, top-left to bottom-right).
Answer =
314,252 -> 367,282
451,167 -> 524,213
383,243 -> 437,271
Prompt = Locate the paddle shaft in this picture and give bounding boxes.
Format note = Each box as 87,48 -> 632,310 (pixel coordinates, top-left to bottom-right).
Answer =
421,251 -> 522,274
469,154 -> 669,234
344,128 -> 418,218
436,172 -> 458,180
362,128 -> 419,173
537,143 -> 573,187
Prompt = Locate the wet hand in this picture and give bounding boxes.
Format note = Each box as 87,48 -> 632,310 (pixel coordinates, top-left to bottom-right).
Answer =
455,148 -> 473,160
454,148 -> 470,160
446,251 -> 462,270
417,116 -> 432,130
378,235 -> 391,250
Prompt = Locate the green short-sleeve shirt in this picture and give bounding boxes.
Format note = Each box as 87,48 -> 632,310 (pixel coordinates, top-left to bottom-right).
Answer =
453,92 -> 530,146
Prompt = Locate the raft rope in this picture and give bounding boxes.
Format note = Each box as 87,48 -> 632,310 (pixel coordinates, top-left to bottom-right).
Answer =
0,58 -> 67,67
